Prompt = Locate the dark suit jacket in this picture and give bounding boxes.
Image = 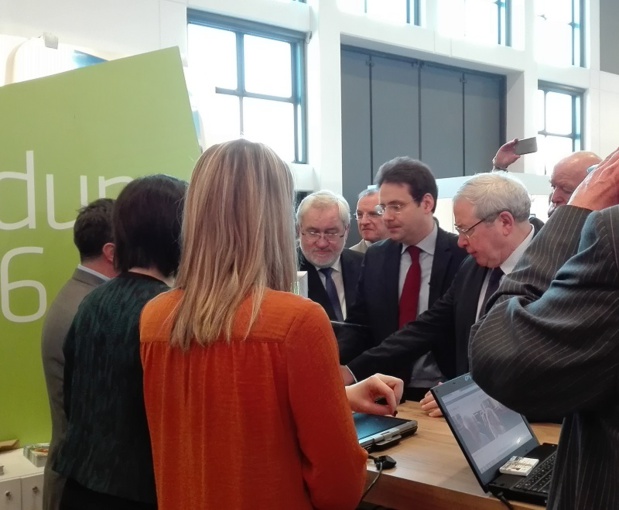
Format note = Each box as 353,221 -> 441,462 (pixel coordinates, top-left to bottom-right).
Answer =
470,206 -> 619,510
298,248 -> 364,321
41,267 -> 107,510
347,221 -> 541,382
339,227 -> 467,381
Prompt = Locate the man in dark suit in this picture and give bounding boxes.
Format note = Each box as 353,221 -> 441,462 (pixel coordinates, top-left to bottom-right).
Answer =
340,172 -> 540,408
297,190 -> 363,321
349,185 -> 388,254
338,157 -> 467,400
469,149 -> 619,510
40,198 -> 117,510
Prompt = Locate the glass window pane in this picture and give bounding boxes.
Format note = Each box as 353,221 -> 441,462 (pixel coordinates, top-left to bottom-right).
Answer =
188,25 -> 237,90
366,0 -> 408,24
545,91 -> 573,135
200,94 -> 241,143
536,89 -> 546,132
244,36 -> 292,97
437,0 -> 466,39
539,135 -> 573,174
337,0 -> 365,15
511,0 -> 525,50
538,22 -> 572,66
464,0 -> 499,45
243,98 -> 295,161
537,0 -> 571,24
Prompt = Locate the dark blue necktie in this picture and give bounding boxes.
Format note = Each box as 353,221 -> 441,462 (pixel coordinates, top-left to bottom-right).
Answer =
481,267 -> 504,313
320,267 -> 344,321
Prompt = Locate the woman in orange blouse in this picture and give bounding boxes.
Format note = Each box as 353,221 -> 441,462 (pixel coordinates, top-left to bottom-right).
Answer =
140,139 -> 399,510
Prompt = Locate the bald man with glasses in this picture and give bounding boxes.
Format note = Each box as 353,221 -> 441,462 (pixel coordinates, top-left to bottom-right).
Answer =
338,157 -> 467,401
340,172 -> 543,417
296,190 -> 363,322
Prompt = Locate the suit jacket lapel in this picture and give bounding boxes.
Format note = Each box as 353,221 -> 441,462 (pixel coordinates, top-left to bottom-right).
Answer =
340,250 -> 357,311
299,253 -> 336,320
382,241 -> 402,328
429,228 -> 455,305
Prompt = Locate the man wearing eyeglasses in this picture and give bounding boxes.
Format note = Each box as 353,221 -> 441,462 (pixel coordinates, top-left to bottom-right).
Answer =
340,172 -> 542,412
338,157 -> 467,401
350,186 -> 389,254
296,190 -> 363,322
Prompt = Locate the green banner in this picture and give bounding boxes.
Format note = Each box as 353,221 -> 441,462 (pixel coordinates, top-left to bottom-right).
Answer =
0,47 -> 201,444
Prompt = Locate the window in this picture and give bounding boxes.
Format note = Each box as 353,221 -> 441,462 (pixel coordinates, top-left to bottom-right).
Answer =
338,0 -> 420,26
536,83 -> 583,174
4,35 -> 105,85
535,0 -> 584,67
437,0 -> 511,46
187,11 -> 307,163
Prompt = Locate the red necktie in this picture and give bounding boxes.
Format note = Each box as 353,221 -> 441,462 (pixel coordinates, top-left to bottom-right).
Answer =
399,246 -> 422,327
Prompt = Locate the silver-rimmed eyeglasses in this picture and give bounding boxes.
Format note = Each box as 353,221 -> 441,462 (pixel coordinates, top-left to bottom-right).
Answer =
354,211 -> 382,220
374,201 -> 413,215
301,230 -> 346,242
455,213 -> 503,240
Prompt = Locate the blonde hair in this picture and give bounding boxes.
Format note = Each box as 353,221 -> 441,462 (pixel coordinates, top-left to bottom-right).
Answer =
171,139 -> 297,349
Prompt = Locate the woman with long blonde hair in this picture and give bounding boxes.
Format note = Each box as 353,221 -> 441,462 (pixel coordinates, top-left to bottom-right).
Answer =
140,140 -> 398,510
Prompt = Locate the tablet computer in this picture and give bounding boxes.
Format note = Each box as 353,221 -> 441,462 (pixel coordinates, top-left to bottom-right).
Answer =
354,413 -> 418,452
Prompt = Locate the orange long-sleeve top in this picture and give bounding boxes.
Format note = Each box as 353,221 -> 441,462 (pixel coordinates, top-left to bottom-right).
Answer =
140,288 -> 368,510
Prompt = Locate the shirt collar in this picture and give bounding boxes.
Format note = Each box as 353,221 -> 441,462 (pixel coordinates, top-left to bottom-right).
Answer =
401,222 -> 438,256
310,254 -> 343,273
500,225 -> 535,275
77,264 -> 111,281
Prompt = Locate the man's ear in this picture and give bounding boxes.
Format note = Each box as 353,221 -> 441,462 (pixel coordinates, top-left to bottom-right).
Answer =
102,242 -> 115,264
421,193 -> 435,213
497,211 -> 515,233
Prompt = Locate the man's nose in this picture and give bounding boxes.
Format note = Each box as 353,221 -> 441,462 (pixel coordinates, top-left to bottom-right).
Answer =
457,234 -> 469,249
315,235 -> 330,247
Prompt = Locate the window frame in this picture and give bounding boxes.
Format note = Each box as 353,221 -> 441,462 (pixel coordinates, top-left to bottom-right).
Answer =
537,81 -> 585,171
187,10 -> 308,163
339,0 -> 421,26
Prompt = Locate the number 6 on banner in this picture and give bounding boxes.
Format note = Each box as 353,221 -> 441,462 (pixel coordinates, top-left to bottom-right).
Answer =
1,247 -> 47,323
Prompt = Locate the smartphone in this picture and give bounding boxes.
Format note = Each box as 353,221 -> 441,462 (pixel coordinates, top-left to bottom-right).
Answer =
514,137 -> 538,156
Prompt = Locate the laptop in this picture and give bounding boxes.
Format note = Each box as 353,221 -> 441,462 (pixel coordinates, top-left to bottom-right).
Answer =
354,413 -> 417,452
431,373 -> 558,506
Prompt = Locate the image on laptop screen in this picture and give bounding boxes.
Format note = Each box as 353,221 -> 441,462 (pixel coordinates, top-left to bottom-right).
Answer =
439,379 -> 534,475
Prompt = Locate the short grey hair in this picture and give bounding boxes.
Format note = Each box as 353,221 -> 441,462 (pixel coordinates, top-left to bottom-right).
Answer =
357,185 -> 379,200
454,172 -> 531,223
296,190 -> 351,227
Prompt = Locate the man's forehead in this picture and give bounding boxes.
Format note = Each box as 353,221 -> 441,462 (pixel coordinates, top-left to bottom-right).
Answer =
453,199 -> 476,222
378,182 -> 411,201
302,204 -> 343,224
551,157 -> 592,184
357,194 -> 379,209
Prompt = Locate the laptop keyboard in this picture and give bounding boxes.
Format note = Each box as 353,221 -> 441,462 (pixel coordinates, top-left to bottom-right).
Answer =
513,452 -> 557,494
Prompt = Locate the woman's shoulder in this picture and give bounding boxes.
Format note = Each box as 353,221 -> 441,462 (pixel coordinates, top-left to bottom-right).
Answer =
262,289 -> 324,316
256,290 -> 331,335
144,288 -> 182,309
140,289 -> 183,330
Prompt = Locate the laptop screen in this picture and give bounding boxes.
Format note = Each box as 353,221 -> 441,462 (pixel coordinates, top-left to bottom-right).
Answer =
432,374 -> 540,488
